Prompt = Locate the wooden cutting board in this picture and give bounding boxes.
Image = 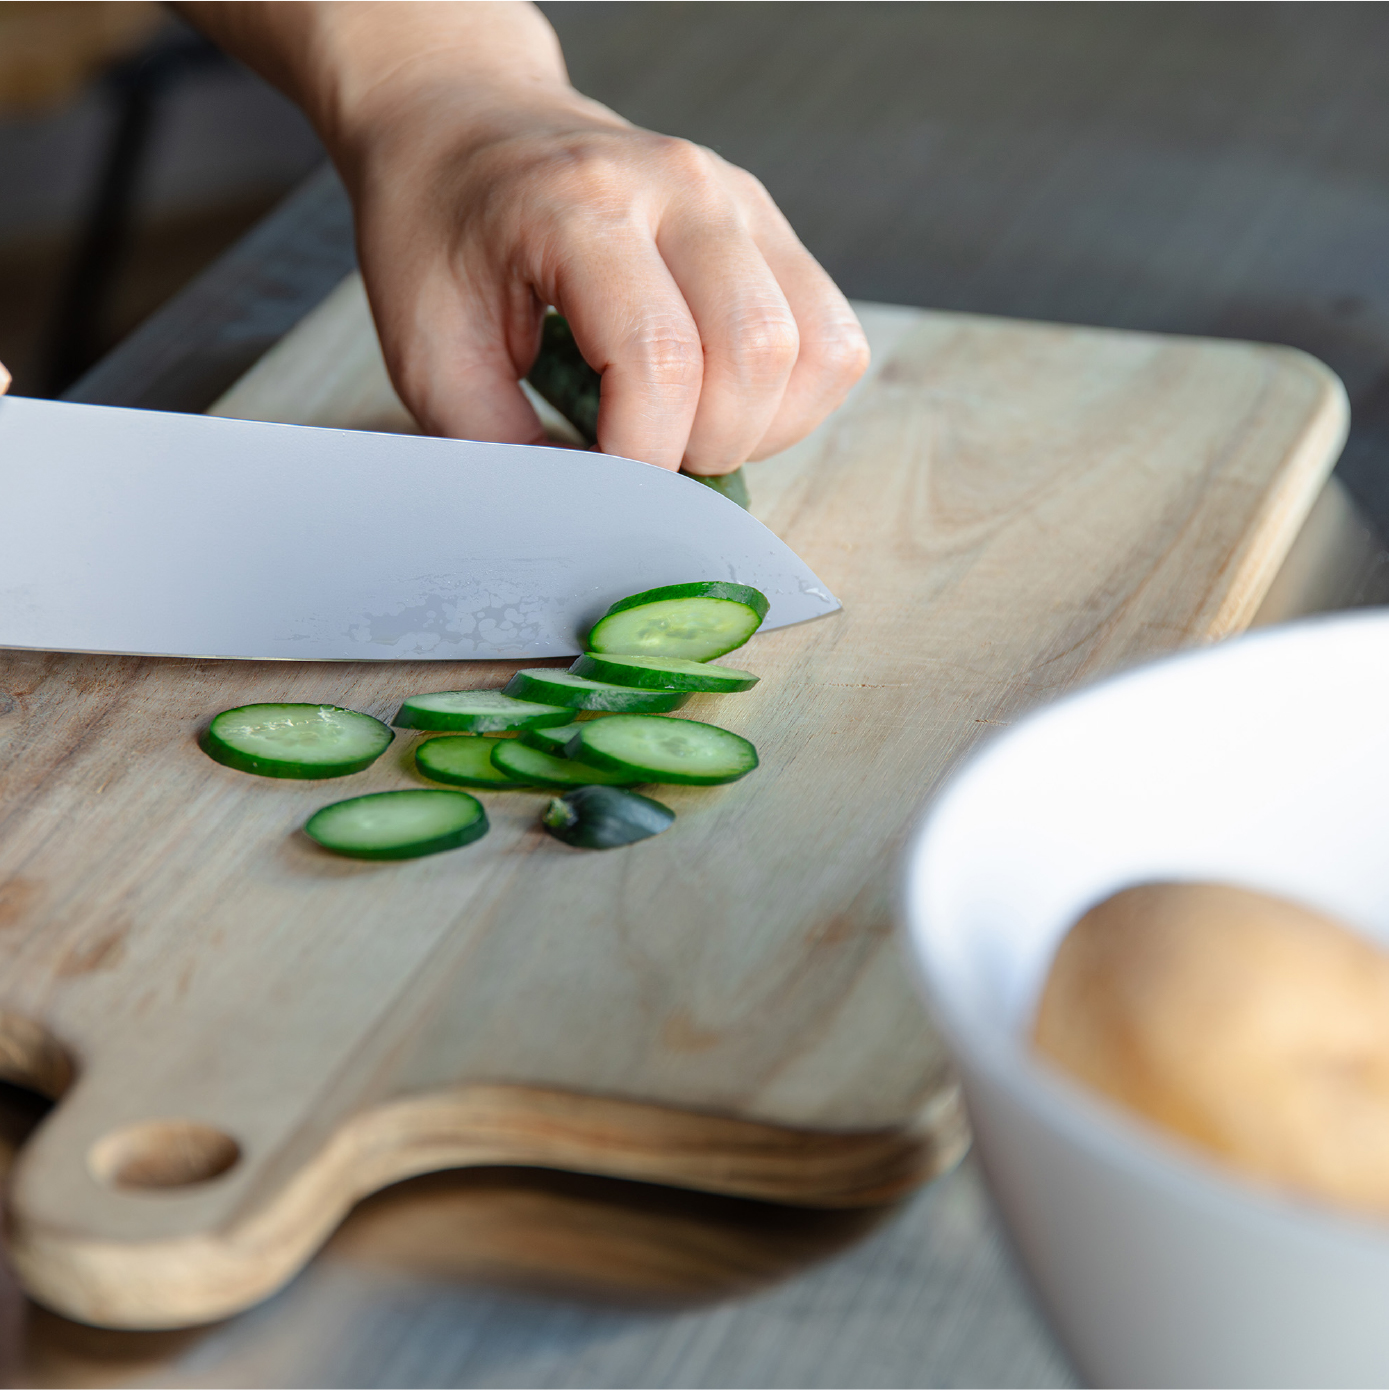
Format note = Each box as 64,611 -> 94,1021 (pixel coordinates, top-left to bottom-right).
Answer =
0,276 -> 1349,1330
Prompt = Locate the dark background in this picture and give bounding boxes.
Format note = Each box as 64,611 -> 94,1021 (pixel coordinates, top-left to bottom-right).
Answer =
4,1 -> 1388,517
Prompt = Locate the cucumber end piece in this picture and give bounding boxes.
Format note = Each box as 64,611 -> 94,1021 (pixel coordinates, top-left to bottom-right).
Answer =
542,797 -> 579,830
541,785 -> 675,849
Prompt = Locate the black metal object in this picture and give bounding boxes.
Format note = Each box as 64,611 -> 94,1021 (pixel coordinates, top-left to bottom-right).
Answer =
62,162 -> 355,412
41,30 -> 228,397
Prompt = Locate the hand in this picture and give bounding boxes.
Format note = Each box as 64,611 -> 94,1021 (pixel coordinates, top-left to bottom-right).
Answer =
177,3 -> 870,474
344,89 -> 871,475
0,361 -> 10,397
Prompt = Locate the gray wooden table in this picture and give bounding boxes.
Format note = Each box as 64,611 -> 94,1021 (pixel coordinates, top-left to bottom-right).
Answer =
30,4 -> 1389,1384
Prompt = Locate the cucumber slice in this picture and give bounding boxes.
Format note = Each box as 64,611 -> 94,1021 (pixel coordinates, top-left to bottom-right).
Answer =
602,582 -> 769,622
305,789 -> 488,860
491,739 -> 641,789
587,584 -> 768,661
567,714 -> 758,785
415,736 -> 541,789
542,786 -> 675,849
504,668 -> 689,713
519,720 -> 588,754
570,654 -> 758,693
393,689 -> 571,733
202,703 -> 392,779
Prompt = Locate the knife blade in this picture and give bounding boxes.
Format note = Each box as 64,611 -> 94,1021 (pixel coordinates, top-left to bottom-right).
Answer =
0,397 -> 839,661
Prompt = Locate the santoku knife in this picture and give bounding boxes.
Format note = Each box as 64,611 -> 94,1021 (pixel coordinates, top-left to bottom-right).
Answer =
0,396 -> 839,661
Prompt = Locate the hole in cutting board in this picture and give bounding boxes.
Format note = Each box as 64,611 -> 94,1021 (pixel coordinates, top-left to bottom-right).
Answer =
89,1121 -> 241,1190
0,1008 -> 75,1100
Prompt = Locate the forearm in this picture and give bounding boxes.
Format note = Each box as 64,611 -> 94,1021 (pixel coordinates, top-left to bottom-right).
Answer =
176,1 -> 868,469
174,2 -> 590,172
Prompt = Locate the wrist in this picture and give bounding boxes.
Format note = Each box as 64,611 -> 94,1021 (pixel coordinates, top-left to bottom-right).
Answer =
178,3 -> 591,176
301,3 -> 589,171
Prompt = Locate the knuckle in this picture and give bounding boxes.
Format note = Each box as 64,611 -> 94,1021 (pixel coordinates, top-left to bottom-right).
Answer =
549,147 -> 631,210
630,327 -> 704,391
495,135 -> 642,221
544,133 -> 715,208
816,322 -> 872,385
727,309 -> 800,378
651,134 -> 717,181
725,162 -> 772,204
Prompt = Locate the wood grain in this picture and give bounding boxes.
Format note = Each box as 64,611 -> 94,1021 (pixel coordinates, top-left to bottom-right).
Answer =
30,8 -> 1389,1380
0,278 -> 1346,1328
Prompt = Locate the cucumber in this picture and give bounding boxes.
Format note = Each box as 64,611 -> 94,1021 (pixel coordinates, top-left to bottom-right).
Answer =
491,739 -> 641,789
202,703 -> 392,779
526,313 -> 751,510
688,468 -> 751,510
542,786 -> 674,849
415,736 -> 540,789
587,583 -> 768,661
567,714 -> 758,785
305,789 -> 488,860
519,720 -> 588,754
393,688 -> 571,733
569,654 -> 758,693
602,582 -> 769,623
526,312 -> 600,444
504,668 -> 689,713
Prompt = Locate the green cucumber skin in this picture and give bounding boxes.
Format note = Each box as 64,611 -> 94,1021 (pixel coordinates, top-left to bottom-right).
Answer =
504,669 -> 689,714
586,599 -> 761,663
201,729 -> 385,780
566,715 -> 758,786
600,582 -> 769,623
519,721 -> 589,754
415,737 -> 541,790
524,314 -> 750,509
542,786 -> 674,849
526,313 -> 600,444
687,469 -> 751,510
393,702 -> 572,733
491,739 -> 641,789
569,654 -> 758,693
201,707 -> 392,780
305,791 -> 489,861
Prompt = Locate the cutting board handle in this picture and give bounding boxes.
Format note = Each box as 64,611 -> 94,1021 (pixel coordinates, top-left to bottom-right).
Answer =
7,1070 -> 961,1329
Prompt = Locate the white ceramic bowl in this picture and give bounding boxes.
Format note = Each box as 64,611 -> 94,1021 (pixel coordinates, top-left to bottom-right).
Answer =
903,611 -> 1389,1388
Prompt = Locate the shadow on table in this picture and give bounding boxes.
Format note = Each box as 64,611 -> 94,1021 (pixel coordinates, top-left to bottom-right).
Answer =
0,1085 -> 902,1387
